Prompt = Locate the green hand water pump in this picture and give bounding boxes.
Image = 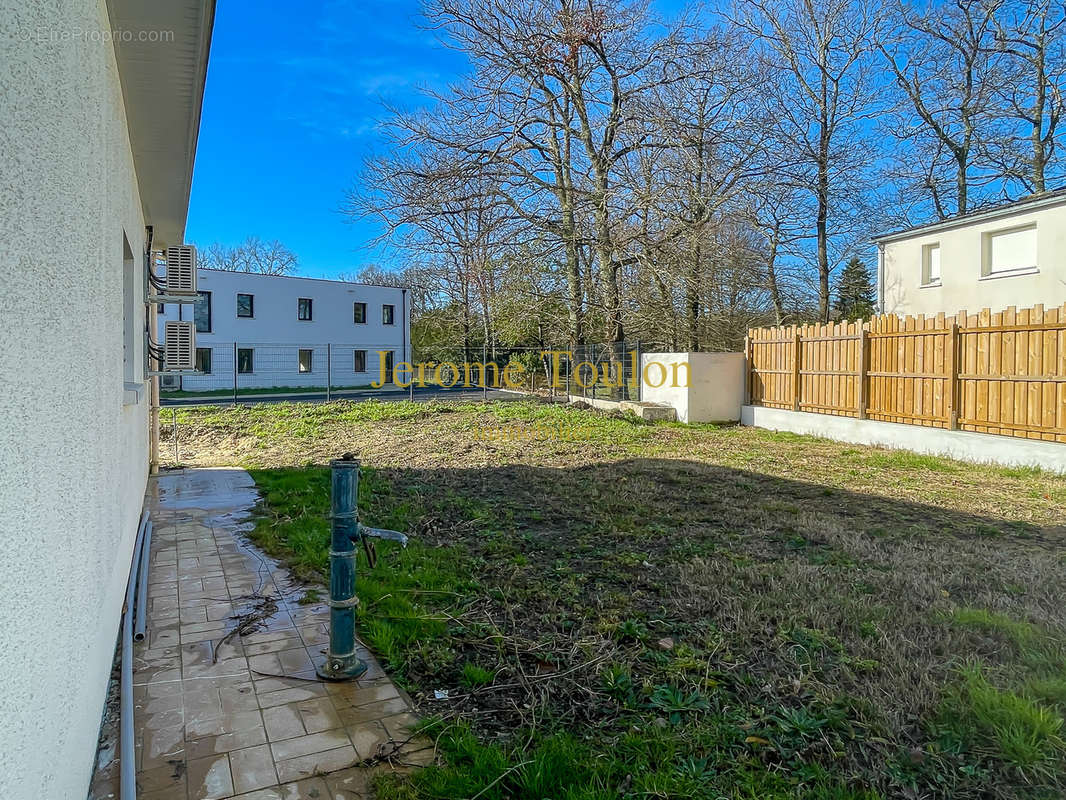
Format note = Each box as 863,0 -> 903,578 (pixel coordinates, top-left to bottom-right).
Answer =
316,455 -> 408,681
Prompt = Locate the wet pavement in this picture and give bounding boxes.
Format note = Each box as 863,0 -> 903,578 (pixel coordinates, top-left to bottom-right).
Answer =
90,468 -> 432,800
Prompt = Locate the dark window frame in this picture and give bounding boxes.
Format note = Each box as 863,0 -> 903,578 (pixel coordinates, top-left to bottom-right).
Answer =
298,297 -> 313,321
194,290 -> 212,333
353,302 -> 367,324
237,293 -> 254,318
237,348 -> 254,374
354,349 -> 367,372
382,304 -> 395,325
195,347 -> 212,374
298,348 -> 313,373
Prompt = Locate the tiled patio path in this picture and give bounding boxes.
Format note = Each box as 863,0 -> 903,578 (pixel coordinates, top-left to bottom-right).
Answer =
112,468 -> 432,799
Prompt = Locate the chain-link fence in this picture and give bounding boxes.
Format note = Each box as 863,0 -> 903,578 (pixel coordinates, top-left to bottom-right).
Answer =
159,339 -> 657,405
160,342 -> 409,403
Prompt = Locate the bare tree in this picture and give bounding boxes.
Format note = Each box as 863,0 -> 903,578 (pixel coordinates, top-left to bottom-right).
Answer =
735,0 -> 879,322
621,31 -> 769,349
745,182 -> 814,326
988,0 -> 1066,193
410,0 -> 696,345
347,142 -> 517,360
198,236 -> 299,275
878,0 -> 1005,216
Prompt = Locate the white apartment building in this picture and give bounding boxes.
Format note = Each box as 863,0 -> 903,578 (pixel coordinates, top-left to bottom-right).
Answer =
158,269 -> 412,391
875,188 -> 1066,317
0,2 -> 213,798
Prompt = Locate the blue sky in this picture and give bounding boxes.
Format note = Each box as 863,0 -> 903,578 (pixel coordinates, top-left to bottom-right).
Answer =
186,0 -> 687,279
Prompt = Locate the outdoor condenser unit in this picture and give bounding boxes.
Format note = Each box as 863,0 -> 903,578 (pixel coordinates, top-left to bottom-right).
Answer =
164,245 -> 198,296
163,321 -> 196,371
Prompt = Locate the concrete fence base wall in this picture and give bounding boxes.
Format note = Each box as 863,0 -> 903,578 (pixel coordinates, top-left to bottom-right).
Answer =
742,405 -> 1066,474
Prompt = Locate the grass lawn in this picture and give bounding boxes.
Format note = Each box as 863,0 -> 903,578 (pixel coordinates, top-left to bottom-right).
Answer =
161,400 -> 1066,799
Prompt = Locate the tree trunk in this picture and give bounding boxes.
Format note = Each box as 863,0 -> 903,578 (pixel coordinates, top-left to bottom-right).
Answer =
955,147 -> 968,215
561,204 -> 583,349
592,166 -> 622,344
687,239 -> 701,351
766,231 -> 784,326
1032,53 -> 1047,193
816,151 -> 830,323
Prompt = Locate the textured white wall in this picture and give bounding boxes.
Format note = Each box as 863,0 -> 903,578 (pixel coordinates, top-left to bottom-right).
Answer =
881,202 -> 1066,316
641,353 -> 746,423
158,269 -> 411,390
0,2 -> 150,798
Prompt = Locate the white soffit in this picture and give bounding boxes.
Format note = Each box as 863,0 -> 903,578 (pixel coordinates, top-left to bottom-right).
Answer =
106,0 -> 215,248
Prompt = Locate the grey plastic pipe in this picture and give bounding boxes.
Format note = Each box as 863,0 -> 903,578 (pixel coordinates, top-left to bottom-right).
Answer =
121,510 -> 150,800
133,520 -> 152,641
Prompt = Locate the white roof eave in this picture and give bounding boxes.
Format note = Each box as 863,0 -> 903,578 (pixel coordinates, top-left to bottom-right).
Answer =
107,0 -> 215,248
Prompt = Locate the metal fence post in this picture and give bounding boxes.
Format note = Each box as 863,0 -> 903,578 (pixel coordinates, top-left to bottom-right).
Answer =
634,340 -> 642,401
565,350 -> 571,399
327,344 -> 332,403
317,456 -> 368,681
482,341 -> 488,402
232,342 -> 238,405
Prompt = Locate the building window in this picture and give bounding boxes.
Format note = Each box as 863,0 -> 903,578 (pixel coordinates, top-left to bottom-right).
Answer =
354,349 -> 367,372
237,348 -> 254,374
298,348 -> 313,373
354,302 -> 367,324
298,297 -> 313,320
194,290 -> 212,333
983,224 -> 1037,275
195,347 -> 212,374
384,350 -> 395,381
921,243 -> 941,285
237,293 -> 254,318
382,304 -> 395,325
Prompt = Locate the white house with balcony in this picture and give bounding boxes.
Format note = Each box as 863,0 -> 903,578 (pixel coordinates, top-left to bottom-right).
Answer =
158,268 -> 412,391
874,188 -> 1066,317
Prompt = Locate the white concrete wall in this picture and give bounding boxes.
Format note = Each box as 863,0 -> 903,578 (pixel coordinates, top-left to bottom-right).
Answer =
742,406 -> 1066,474
0,3 -> 151,798
642,352 -> 746,423
159,269 -> 411,390
881,201 -> 1066,316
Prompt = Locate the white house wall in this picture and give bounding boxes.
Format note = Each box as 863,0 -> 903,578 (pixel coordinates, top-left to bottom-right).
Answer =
881,202 -> 1066,317
0,2 -> 151,798
158,270 -> 411,390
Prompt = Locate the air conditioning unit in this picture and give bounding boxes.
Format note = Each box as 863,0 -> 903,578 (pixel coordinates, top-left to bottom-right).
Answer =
164,245 -> 197,296
164,321 -> 196,371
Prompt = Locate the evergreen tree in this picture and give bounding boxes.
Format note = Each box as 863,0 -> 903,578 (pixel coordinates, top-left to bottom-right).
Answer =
834,256 -> 875,321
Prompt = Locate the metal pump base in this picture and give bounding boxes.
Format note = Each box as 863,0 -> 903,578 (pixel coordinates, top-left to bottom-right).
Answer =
316,654 -> 368,681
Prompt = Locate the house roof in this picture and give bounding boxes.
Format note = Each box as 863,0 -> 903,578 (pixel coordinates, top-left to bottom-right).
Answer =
872,187 -> 1066,245
107,0 -> 215,248
197,268 -> 409,291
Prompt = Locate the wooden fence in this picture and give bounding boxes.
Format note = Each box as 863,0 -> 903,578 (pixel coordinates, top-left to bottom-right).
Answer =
746,302 -> 1066,443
